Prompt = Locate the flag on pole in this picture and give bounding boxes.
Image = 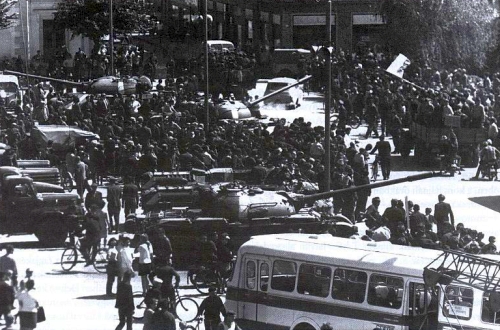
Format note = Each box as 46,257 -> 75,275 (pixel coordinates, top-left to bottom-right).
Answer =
386,54 -> 411,78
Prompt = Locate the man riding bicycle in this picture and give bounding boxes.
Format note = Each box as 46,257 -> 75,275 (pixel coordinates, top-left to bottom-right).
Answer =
152,260 -> 180,312
80,204 -> 102,266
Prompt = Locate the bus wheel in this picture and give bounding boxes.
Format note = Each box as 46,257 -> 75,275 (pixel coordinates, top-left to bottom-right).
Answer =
293,323 -> 316,330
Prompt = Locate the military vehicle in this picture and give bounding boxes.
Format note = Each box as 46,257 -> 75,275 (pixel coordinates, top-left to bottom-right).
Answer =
4,70 -> 152,96
127,172 -> 438,265
0,175 -> 84,246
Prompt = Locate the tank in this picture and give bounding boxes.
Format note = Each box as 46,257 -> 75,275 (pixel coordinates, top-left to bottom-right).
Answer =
130,171 -> 439,265
4,70 -> 152,96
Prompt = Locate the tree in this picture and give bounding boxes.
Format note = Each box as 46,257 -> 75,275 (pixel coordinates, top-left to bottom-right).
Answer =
0,0 -> 19,30
54,0 -> 154,51
380,0 -> 497,72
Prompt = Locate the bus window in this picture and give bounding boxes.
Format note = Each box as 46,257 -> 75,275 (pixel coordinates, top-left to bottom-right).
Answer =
260,263 -> 269,292
443,286 -> 473,320
482,291 -> 500,324
271,260 -> 297,292
297,264 -> 331,298
332,268 -> 367,303
409,283 -> 434,315
246,260 -> 256,289
368,274 -> 404,309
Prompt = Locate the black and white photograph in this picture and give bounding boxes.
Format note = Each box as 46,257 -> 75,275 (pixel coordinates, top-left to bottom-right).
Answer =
1,0 -> 500,329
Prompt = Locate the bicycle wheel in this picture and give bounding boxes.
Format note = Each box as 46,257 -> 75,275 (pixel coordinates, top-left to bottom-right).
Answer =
93,248 -> 108,273
190,269 -> 219,295
371,163 -> 379,182
175,297 -> 199,323
62,173 -> 74,192
61,247 -> 78,272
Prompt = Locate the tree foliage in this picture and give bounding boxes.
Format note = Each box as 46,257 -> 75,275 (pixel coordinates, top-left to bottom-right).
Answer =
0,0 -> 19,30
54,0 -> 154,44
380,0 -> 498,72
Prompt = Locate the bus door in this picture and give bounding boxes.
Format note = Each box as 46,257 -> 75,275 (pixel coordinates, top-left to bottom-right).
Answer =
239,256 -> 270,326
407,282 -> 439,330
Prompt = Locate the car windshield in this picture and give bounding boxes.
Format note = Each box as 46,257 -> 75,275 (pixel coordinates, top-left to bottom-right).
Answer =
265,83 -> 289,94
0,82 -> 18,93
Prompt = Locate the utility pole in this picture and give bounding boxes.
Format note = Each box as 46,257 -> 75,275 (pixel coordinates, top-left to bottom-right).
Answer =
324,0 -> 332,192
109,0 -> 114,75
204,0 -> 209,132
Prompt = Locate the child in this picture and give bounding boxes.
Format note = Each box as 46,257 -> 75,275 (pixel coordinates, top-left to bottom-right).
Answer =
115,271 -> 134,330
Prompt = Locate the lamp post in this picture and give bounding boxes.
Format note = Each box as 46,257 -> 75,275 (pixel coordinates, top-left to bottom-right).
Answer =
204,0 -> 209,132
324,0 -> 332,192
109,0 -> 114,76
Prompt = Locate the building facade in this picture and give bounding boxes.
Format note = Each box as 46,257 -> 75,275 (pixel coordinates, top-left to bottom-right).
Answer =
0,0 -> 384,63
203,0 -> 384,53
0,0 -> 90,63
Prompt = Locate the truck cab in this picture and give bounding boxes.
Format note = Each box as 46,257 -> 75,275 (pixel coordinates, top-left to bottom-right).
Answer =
0,175 -> 83,246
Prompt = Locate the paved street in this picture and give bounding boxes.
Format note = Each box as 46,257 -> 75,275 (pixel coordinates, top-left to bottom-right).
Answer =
2,90 -> 500,330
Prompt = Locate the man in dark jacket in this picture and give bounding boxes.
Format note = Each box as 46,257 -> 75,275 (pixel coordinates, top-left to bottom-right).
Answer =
0,271 -> 15,330
370,135 -> 392,180
199,286 -> 227,330
409,204 -> 427,237
434,194 -> 455,237
115,271 -> 134,330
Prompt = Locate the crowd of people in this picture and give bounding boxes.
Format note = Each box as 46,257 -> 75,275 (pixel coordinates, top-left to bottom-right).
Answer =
3,42 -> 500,328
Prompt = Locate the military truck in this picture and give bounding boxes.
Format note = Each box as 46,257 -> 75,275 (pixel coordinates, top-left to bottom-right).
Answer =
0,175 -> 84,246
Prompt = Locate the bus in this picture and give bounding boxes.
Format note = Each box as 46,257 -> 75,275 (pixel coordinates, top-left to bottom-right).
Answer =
225,233 -> 500,330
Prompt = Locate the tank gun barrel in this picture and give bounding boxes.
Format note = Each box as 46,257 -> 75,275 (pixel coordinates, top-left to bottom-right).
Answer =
287,171 -> 440,210
4,70 -> 85,87
248,75 -> 312,108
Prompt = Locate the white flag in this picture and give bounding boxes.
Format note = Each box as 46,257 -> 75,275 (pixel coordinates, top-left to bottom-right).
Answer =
386,54 -> 411,78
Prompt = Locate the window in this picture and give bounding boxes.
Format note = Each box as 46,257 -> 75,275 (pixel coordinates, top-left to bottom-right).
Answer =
246,260 -> 256,289
443,286 -> 473,320
297,264 -> 331,297
409,283 -> 435,316
368,274 -> 404,309
271,260 -> 297,292
260,263 -> 269,292
482,291 -> 500,324
332,268 -> 367,303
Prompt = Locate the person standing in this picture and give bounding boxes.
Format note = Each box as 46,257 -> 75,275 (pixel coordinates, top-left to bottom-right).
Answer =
75,156 -> 89,199
17,279 -> 39,330
136,234 -> 154,296
434,194 -> 455,237
0,271 -> 15,330
115,271 -> 134,330
198,286 -> 227,330
122,177 -> 139,217
0,245 -> 18,287
370,135 -> 392,180
117,237 -> 135,282
81,208 -> 101,266
107,177 -> 122,234
106,238 -> 119,296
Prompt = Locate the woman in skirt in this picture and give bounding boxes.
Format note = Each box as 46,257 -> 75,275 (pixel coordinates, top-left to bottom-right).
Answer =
136,234 -> 154,295
17,279 -> 38,330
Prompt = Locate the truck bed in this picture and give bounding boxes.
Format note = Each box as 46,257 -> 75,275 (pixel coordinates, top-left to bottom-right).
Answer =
411,122 -> 487,144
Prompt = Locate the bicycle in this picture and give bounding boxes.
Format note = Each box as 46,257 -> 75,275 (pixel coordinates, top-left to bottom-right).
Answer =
58,161 -> 75,192
179,316 -> 203,330
133,287 -> 199,323
371,156 -> 381,182
187,263 -> 223,295
60,236 -> 108,273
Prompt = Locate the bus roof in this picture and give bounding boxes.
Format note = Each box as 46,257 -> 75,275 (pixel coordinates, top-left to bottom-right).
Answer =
239,233 -> 443,278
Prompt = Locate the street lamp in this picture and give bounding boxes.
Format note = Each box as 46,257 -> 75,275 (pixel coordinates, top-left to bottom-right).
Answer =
109,0 -> 114,76
324,0 -> 332,192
